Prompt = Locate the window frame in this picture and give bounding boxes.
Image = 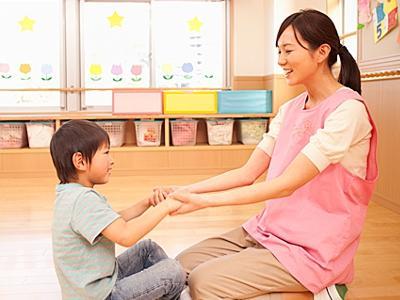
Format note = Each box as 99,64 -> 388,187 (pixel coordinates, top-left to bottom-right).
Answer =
327,0 -> 358,61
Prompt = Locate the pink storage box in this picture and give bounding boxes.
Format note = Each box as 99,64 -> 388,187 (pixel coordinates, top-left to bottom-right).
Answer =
112,89 -> 163,114
170,119 -> 198,146
0,122 -> 27,149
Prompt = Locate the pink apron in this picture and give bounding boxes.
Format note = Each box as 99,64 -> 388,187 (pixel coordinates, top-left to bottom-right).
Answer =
243,88 -> 378,292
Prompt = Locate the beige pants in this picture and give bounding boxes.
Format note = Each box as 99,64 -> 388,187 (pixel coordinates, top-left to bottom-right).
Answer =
176,227 -> 312,300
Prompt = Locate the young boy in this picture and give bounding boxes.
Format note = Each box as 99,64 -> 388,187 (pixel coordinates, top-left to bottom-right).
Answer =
50,119 -> 185,300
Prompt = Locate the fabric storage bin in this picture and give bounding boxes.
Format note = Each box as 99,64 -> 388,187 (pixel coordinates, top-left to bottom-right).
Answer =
26,121 -> 55,148
206,119 -> 234,145
95,120 -> 126,147
0,122 -> 27,149
218,90 -> 272,113
163,90 -> 218,114
112,89 -> 162,114
134,120 -> 163,147
170,119 -> 198,146
238,119 -> 268,145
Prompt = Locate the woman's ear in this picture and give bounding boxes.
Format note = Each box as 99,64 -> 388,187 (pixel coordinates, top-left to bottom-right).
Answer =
316,43 -> 331,63
72,152 -> 87,171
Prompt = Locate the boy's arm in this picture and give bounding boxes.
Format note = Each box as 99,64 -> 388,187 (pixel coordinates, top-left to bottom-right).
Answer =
102,198 -> 181,247
118,197 -> 151,221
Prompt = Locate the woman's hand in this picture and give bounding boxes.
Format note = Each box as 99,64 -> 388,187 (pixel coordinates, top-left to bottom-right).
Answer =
149,186 -> 181,207
169,191 -> 206,215
161,197 -> 183,214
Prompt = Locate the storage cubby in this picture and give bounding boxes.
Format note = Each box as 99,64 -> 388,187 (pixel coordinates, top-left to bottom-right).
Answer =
0,112 -> 274,152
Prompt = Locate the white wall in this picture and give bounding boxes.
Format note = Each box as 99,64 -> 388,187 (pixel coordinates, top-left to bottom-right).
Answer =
233,0 -> 267,75
271,0 -> 327,73
233,0 -> 327,76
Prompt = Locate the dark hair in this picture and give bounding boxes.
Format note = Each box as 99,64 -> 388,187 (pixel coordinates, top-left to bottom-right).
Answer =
50,119 -> 110,184
275,9 -> 361,94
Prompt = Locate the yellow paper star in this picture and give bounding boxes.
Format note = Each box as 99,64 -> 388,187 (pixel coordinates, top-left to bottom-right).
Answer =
18,16 -> 35,31
187,17 -> 203,32
108,11 -> 124,28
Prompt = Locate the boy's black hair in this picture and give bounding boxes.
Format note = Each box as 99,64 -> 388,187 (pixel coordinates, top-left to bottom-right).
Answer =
50,119 -> 110,184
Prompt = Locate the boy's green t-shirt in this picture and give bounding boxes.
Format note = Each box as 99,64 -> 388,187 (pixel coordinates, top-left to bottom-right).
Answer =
52,183 -> 120,299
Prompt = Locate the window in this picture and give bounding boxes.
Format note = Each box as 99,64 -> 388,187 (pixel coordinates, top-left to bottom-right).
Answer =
0,0 -> 228,112
327,0 -> 358,59
81,1 -> 151,107
0,0 -> 63,111
152,1 -> 225,89
342,0 -> 357,58
81,0 -> 227,109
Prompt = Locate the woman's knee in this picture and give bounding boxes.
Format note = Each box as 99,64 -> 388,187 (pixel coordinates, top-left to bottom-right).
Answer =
188,264 -> 219,298
176,248 -> 198,275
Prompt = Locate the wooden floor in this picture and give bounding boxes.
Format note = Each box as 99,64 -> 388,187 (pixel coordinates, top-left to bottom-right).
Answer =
0,174 -> 399,299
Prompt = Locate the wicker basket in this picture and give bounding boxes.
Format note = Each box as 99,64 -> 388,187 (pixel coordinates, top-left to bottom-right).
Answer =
0,122 -> 27,149
95,120 -> 126,147
170,119 -> 198,146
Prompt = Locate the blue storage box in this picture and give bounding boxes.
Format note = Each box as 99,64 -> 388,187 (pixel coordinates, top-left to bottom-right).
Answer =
218,90 -> 272,114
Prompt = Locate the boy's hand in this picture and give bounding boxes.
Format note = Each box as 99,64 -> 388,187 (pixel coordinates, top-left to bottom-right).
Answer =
149,186 -> 182,207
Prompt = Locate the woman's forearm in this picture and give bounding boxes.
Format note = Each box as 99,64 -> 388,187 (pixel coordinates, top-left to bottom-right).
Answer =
201,153 -> 320,208
186,148 -> 271,194
186,167 -> 253,193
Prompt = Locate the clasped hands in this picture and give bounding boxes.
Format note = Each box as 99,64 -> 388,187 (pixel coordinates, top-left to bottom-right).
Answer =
148,186 -> 204,215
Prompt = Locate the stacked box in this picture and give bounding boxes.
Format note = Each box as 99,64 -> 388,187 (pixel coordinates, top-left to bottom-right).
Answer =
112,90 -> 163,114
170,119 -> 198,146
26,121 -> 55,148
0,122 -> 27,149
238,119 -> 268,145
218,90 -> 272,113
206,119 -> 234,145
134,120 -> 162,147
95,120 -> 126,147
163,90 -> 218,114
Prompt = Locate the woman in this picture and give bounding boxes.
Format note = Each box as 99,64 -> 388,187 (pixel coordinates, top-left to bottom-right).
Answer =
155,9 -> 378,300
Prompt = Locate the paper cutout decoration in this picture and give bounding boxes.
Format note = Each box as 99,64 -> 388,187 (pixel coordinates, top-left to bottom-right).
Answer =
358,0 -> 372,29
18,16 -> 35,31
89,64 -> 102,81
108,11 -> 124,28
111,64 -> 123,82
162,64 -> 174,80
41,64 -> 53,81
130,65 -> 142,82
187,17 -> 203,32
19,64 -> 31,80
373,0 -> 398,42
0,63 -> 12,79
182,63 -> 193,79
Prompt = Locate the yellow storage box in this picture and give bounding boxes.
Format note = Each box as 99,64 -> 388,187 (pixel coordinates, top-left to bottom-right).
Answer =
163,90 -> 218,114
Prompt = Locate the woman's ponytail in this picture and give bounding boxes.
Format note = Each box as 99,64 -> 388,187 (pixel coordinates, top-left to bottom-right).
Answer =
338,45 -> 361,94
